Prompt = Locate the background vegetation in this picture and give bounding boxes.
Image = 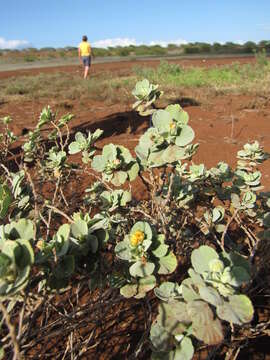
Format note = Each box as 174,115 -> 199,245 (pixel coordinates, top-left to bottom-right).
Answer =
1,55 -> 270,106
0,40 -> 270,64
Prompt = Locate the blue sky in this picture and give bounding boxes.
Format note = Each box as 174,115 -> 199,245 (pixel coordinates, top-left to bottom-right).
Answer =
1,0 -> 270,49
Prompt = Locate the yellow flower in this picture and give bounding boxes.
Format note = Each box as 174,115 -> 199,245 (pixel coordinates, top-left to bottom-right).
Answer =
130,230 -> 145,247
36,240 -> 44,250
170,122 -> 176,130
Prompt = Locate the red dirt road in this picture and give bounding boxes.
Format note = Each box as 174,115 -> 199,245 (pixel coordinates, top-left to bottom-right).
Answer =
0,56 -> 257,79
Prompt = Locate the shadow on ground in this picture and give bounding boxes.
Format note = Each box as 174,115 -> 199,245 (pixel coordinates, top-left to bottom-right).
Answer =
72,110 -> 147,138
168,97 -> 201,107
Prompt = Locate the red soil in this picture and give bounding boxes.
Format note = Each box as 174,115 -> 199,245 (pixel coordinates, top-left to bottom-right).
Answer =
0,57 -> 270,359
1,57 -> 269,191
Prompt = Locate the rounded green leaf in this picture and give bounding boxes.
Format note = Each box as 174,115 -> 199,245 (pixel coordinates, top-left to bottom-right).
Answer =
111,171 -> 128,186
9,219 -> 35,241
198,286 -> 223,306
152,243 -> 169,258
187,269 -> 205,286
91,155 -> 106,172
152,110 -> 171,133
150,322 -> 172,352
187,300 -> 213,325
115,240 -> 131,261
191,246 -> 219,274
157,300 -> 190,335
16,239 -> 35,267
74,132 -> 85,143
68,142 -> 81,154
120,283 -> 137,298
135,275 -> 156,298
120,275 -> 156,299
149,150 -> 167,167
127,162 -> 139,181
175,126 -> 194,147
71,219 -> 88,238
129,260 -> 155,278
2,240 -> 21,262
154,282 -> 181,302
162,145 -> 186,164
57,223 -> 70,242
216,294 -> 254,325
174,337 -> 194,360
182,278 -> 200,302
166,104 -> 189,125
0,253 -> 11,277
6,265 -> 31,295
120,191 -> 132,206
103,143 -> 117,161
118,145 -> 133,164
192,317 -> 224,345
0,184 -> 12,219
158,252 -> 177,275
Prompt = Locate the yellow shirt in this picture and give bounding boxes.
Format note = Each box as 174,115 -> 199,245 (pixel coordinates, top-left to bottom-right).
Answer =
79,41 -> 91,56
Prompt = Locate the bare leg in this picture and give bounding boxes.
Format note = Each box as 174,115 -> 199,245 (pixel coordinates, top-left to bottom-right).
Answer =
84,66 -> 89,79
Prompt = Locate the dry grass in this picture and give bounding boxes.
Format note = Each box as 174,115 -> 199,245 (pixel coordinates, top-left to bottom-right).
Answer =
1,61 -> 270,108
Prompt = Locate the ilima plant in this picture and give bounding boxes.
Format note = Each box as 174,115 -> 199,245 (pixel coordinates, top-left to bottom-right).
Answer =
230,141 -> 269,218
23,106 -> 73,163
9,170 -> 33,219
36,212 -> 110,290
135,104 -> 197,167
0,182 -> 12,220
132,78 -> 163,116
100,189 -> 131,212
0,169 -> 34,221
150,245 -> 254,359
0,79 -> 269,359
45,148 -> 67,175
68,129 -> 103,163
0,219 -> 34,297
0,116 -> 17,162
92,143 -> 139,186
115,221 -> 177,298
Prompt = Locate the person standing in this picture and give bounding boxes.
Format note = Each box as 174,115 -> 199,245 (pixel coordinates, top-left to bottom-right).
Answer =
78,35 -> 91,79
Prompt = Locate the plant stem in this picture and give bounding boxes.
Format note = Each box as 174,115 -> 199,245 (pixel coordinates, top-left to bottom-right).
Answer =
0,301 -> 22,360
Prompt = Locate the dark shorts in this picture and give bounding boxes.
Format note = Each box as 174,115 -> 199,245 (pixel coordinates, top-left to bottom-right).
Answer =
82,56 -> 91,67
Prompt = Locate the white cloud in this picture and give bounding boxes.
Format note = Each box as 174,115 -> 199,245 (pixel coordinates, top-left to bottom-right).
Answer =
92,37 -> 188,48
149,39 -> 188,47
0,37 -> 30,49
92,38 -> 137,48
235,40 -> 245,45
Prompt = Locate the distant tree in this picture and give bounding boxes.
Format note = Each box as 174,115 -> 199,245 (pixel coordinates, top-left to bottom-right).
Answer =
212,42 -> 222,52
183,43 -> 200,54
167,43 -> 178,49
198,43 -> 211,53
243,41 -> 257,53
64,46 -> 77,51
25,47 -> 37,52
117,47 -> 130,56
40,47 -> 56,52
258,40 -> 270,52
91,47 -> 110,57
